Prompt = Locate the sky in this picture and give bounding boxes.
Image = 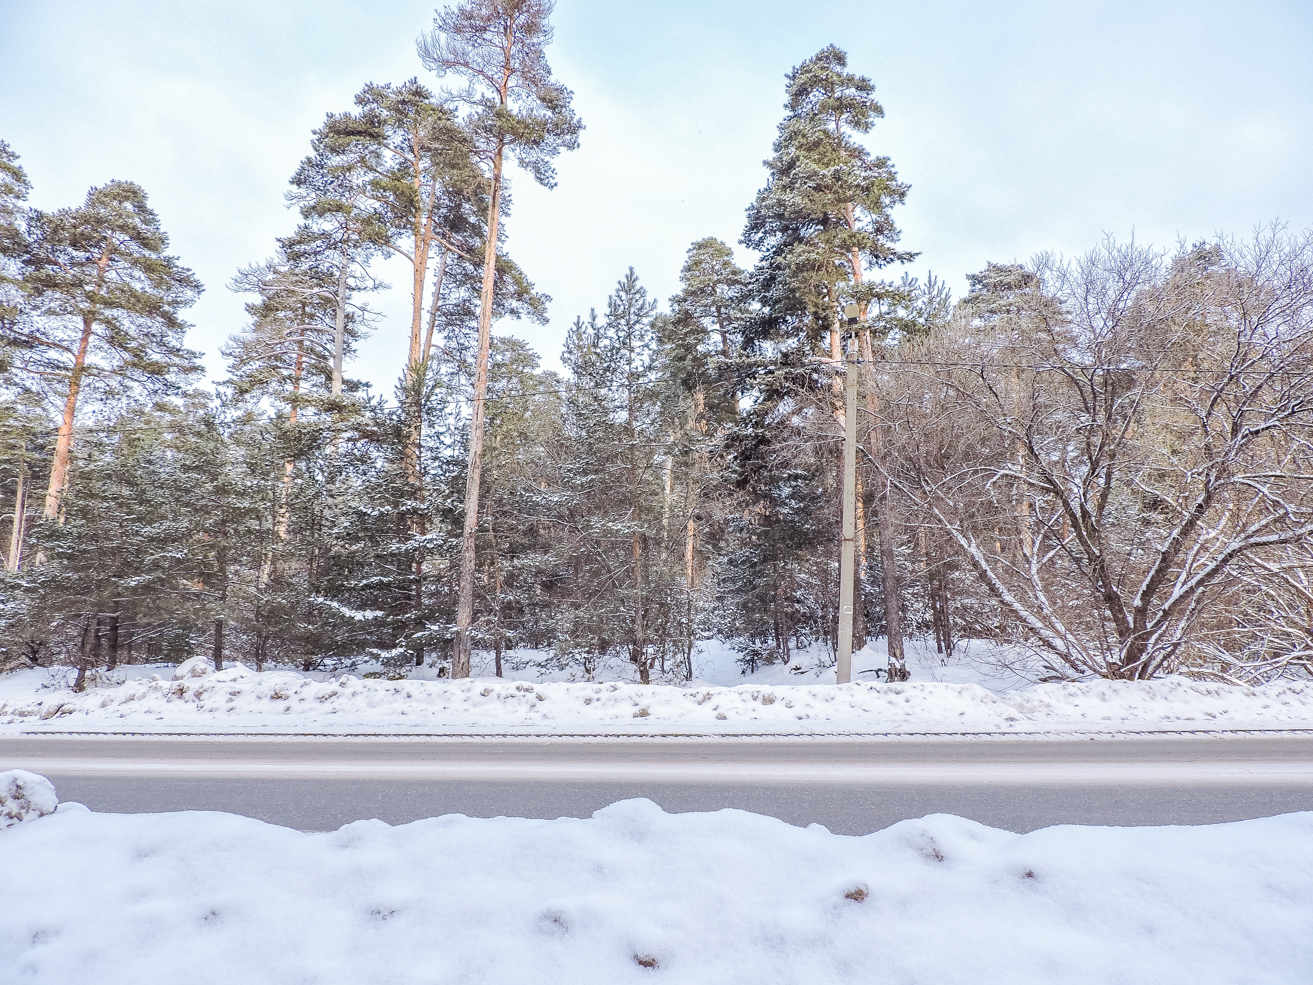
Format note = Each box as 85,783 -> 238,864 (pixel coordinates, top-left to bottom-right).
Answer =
3,0 -> 1312,392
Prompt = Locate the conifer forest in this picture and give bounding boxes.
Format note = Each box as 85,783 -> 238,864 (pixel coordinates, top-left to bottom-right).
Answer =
2,2 -> 1312,690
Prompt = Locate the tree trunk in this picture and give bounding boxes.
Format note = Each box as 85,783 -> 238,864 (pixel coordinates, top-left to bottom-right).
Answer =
6,456 -> 27,572
407,176 -> 438,369
254,624 -> 266,673
937,570 -> 953,657
492,518 -> 503,678
212,618 -> 225,672
661,440 -> 674,541
276,344 -> 305,541
331,260 -> 349,397
854,470 -> 868,649
841,186 -> 907,679
715,308 -> 740,414
401,176 -> 441,669
685,516 -> 696,680
453,140 -> 505,680
413,553 -> 425,667
875,469 -> 907,680
633,534 -> 647,684
106,614 -> 120,670
119,616 -> 133,665
43,316 -> 95,520
73,615 -> 93,692
421,247 -> 451,366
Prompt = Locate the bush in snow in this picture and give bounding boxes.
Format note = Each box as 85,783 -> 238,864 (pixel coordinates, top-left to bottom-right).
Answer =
1,769 -> 58,828
172,655 -> 214,680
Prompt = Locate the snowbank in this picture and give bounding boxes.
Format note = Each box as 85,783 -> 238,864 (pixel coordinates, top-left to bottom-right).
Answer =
2,783 -> 1310,984
0,769 -> 58,827
1,660 -> 1311,734
172,654 -> 214,680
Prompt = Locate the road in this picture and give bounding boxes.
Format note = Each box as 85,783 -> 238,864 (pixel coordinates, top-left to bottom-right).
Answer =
4,733 -> 1313,834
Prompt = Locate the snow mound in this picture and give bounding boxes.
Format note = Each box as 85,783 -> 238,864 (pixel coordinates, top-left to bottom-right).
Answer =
172,655 -> 214,680
2,798 -> 1311,983
0,769 -> 58,828
2,666 -> 1311,734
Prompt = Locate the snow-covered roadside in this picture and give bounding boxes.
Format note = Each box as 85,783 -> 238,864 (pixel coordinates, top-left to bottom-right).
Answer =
462,637 -> 1042,690
2,659 -> 1312,734
2,774 -> 1310,985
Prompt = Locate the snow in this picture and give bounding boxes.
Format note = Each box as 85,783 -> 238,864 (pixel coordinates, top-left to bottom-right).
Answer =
1,657 -> 1311,735
0,769 -> 59,827
1,640 -> 1309,735
172,654 -> 214,680
2,775 -> 1310,984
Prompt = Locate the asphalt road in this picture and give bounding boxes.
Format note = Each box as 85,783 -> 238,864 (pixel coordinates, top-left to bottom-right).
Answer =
4,733 -> 1313,834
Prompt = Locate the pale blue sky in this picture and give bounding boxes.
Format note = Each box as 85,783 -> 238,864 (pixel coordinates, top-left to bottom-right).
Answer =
3,0 -> 1311,391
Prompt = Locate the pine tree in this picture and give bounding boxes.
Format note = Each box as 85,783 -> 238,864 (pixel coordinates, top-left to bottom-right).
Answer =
19,181 -> 202,521
668,237 -> 750,419
301,79 -> 546,668
302,81 -> 476,381
284,155 -> 390,400
419,0 -> 583,679
226,248 -> 355,413
0,145 -> 43,575
743,45 -> 914,356
742,45 -> 916,679
0,141 -> 30,335
299,80 -> 479,665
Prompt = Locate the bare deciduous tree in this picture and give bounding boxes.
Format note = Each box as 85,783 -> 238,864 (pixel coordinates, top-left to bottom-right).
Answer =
886,229 -> 1313,679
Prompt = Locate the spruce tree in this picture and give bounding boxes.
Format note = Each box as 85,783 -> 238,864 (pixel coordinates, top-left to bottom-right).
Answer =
474,337 -> 562,674
550,272 -> 677,681
21,400 -> 219,685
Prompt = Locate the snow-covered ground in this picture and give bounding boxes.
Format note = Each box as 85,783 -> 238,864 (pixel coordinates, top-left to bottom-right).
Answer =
3,771 -> 1310,985
1,639 -> 1311,735
460,637 -> 1041,689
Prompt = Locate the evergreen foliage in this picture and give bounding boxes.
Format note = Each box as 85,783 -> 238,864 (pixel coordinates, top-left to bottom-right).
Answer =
2,29 -> 1311,690
742,44 -> 914,354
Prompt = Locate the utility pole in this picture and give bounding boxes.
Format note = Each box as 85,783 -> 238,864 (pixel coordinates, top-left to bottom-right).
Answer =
836,306 -> 859,684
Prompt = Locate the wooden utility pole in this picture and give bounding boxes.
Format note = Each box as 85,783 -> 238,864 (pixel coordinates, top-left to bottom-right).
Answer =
836,327 -> 859,685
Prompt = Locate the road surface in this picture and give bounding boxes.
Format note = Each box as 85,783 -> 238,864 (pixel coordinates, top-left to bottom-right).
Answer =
4,733 -> 1312,834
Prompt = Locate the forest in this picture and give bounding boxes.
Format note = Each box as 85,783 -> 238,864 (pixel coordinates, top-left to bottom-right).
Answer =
2,1 -> 1311,689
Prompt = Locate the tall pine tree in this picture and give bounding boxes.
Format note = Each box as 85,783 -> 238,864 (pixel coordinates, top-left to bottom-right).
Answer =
20,182 -> 201,522
419,0 -> 582,679
742,46 -> 916,679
